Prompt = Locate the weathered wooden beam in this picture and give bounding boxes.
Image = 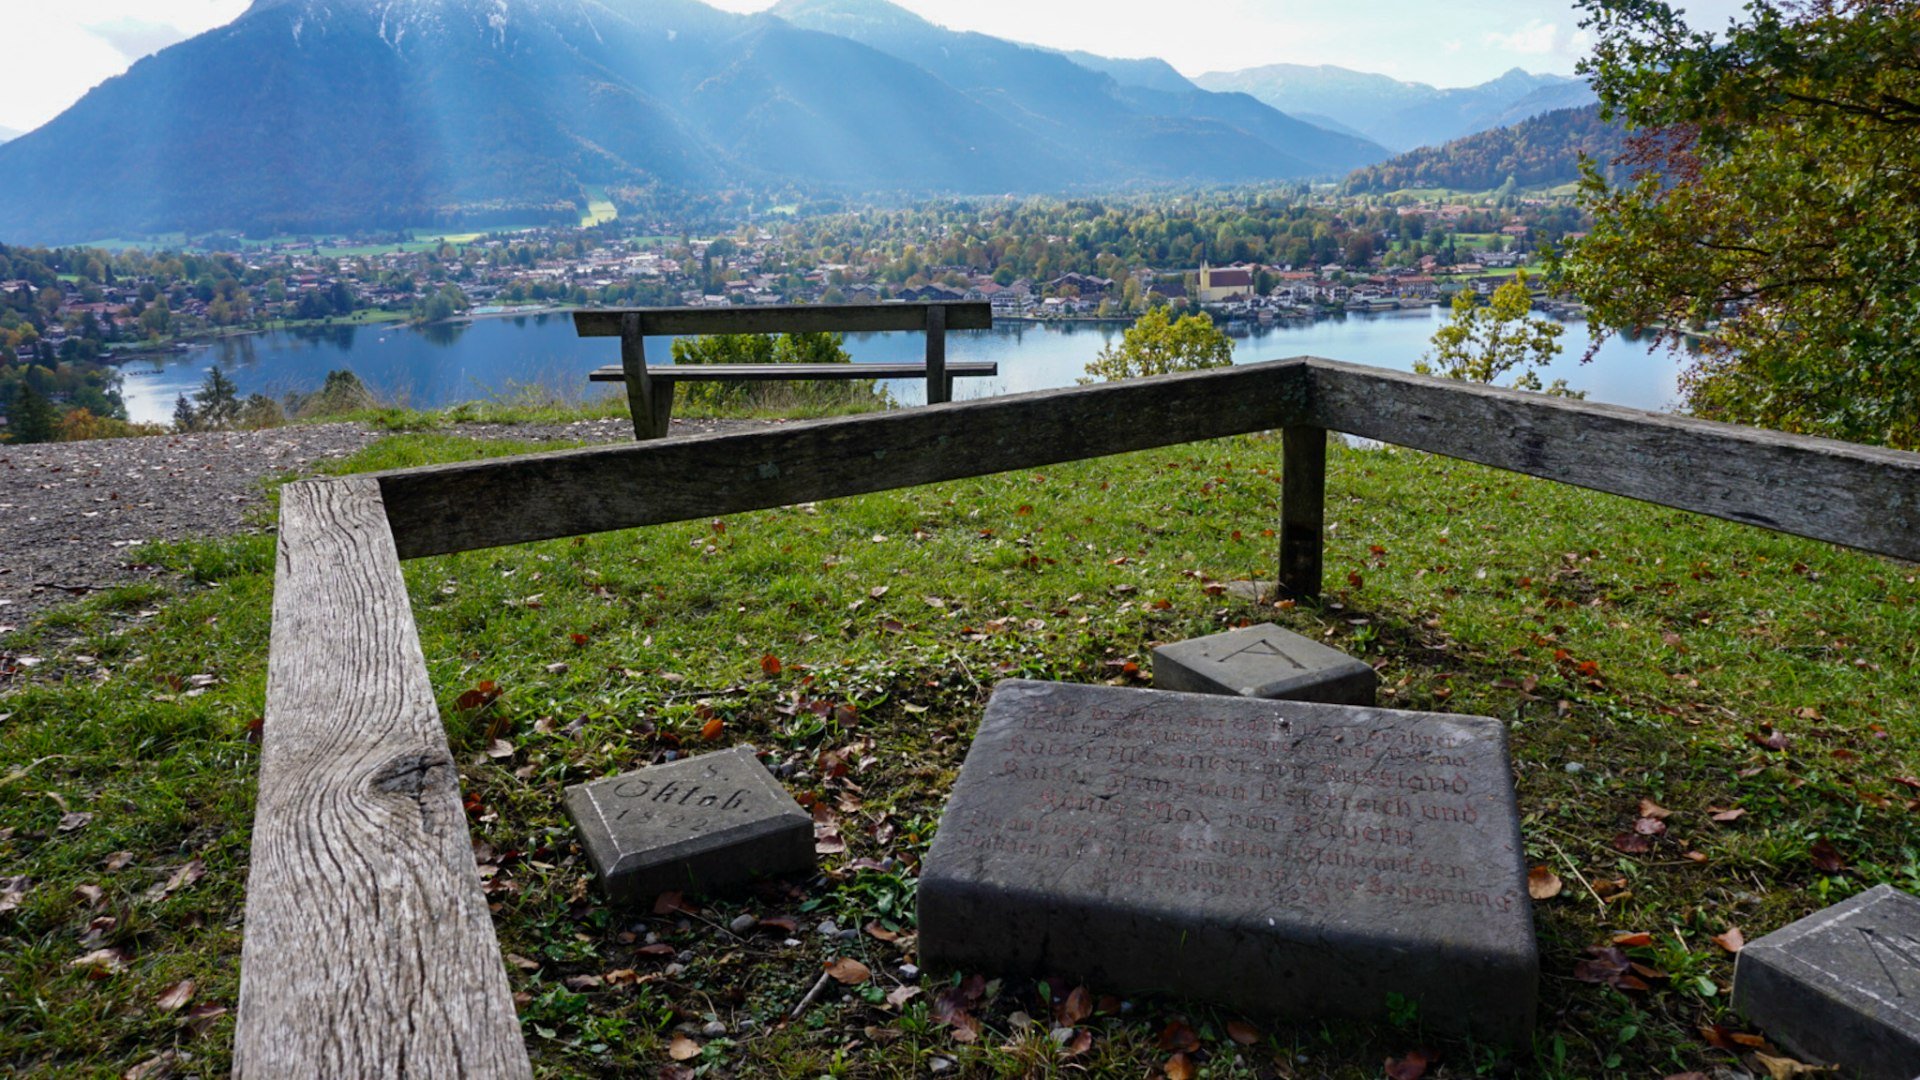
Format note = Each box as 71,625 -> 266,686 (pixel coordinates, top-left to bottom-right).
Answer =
1303,358 -> 1920,564
1280,426 -> 1327,601
237,478 -> 530,1079
587,361 -> 999,382
574,302 -> 993,337
925,303 -> 950,405
377,360 -> 1317,559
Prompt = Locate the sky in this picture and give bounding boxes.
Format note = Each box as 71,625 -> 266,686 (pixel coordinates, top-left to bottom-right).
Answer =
0,0 -> 1751,135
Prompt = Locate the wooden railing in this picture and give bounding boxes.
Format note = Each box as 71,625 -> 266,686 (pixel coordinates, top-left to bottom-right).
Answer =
237,356 -> 1920,1077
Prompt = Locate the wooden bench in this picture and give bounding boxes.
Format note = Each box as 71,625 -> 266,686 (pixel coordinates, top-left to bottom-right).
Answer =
575,302 -> 994,439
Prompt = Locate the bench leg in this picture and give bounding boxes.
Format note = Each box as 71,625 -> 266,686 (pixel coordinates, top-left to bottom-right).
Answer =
620,315 -> 670,440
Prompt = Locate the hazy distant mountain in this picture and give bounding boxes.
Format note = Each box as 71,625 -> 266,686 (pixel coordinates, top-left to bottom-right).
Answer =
1344,104 -> 1626,193
1193,63 -> 1594,151
0,0 -> 1390,243
769,0 -> 1386,176
1049,50 -> 1196,95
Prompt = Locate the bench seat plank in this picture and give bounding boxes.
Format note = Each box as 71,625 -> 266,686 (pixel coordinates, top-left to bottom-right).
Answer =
589,362 -> 997,382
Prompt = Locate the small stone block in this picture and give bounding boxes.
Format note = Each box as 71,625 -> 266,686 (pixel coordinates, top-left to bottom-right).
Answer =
564,745 -> 812,906
1733,884 -> 1920,1080
919,680 -> 1537,1042
1154,622 -> 1377,705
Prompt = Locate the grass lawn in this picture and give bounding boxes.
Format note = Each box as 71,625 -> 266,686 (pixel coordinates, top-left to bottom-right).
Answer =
2,429 -> 1916,1078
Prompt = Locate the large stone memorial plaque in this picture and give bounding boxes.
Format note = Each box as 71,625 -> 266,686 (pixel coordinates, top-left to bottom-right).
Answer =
564,745 -> 812,906
1154,622 -> 1377,705
1733,884 -> 1920,1080
919,680 -> 1536,1042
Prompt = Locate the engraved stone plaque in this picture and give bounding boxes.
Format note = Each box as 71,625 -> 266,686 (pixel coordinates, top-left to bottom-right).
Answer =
1733,884 -> 1920,1080
919,680 -> 1536,1042
564,745 -> 812,906
1154,623 -> 1377,705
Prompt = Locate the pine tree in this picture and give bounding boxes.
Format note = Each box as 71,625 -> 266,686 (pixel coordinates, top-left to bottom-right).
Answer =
8,381 -> 57,443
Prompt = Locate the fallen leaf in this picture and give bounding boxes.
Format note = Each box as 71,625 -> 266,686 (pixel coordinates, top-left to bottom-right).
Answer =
1612,932 -> 1655,948
155,979 -> 195,1013
1527,865 -> 1564,900
1809,838 -> 1847,873
1638,798 -> 1673,820
1059,985 -> 1092,1025
1385,1049 -> 1433,1080
758,915 -> 799,935
825,957 -> 870,985
183,999 -> 226,1037
0,875 -> 27,914
123,1051 -> 180,1079
667,1033 -> 701,1061
1163,1051 -> 1197,1080
1635,816 -> 1669,836
1156,1020 -> 1199,1053
761,654 -> 782,676
104,851 -> 135,871
1710,806 -> 1747,823
1611,832 -> 1653,854
700,716 -> 725,741
885,984 -> 922,1010
71,947 -> 129,976
652,891 -> 687,916
1711,927 -> 1745,954
864,920 -> 899,942
58,811 -> 93,833
1226,1019 -> 1262,1046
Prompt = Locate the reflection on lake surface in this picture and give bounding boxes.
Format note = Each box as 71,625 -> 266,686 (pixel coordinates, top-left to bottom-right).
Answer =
118,309 -> 1693,426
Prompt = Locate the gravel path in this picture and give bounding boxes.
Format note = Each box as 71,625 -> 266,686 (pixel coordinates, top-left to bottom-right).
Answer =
0,416 -> 760,631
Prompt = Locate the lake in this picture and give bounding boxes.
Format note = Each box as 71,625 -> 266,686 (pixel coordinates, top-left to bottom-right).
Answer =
117,307 -> 1692,425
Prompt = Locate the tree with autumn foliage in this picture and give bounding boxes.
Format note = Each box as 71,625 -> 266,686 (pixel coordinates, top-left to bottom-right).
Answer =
1557,0 -> 1920,448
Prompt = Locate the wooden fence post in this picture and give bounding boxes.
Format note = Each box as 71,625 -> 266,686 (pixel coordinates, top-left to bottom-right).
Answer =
1280,425 -> 1326,601
620,313 -> 673,440
925,303 -> 950,404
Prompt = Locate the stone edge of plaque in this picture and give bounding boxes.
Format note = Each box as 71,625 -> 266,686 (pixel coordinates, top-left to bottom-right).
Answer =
1732,884 -> 1920,1080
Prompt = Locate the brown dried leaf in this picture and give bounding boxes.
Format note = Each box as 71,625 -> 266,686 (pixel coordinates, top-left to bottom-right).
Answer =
1059,985 -> 1093,1025
1809,838 -> 1847,873
1634,816 -> 1669,836
1638,799 -> 1673,820
1164,1052 -> 1197,1080
184,1002 -> 227,1037
1613,932 -> 1654,948
1527,865 -> 1563,900
1156,1020 -> 1199,1053
1711,927 -> 1745,954
1226,1019 -> 1262,1046
1385,1049 -> 1433,1080
652,891 -> 686,916
155,979 -> 195,1013
1710,806 -> 1747,823
667,1033 -> 702,1061
104,851 -> 135,871
58,811 -> 93,833
885,984 -> 922,1010
825,957 -> 870,985
71,947 -> 129,976
1611,832 -> 1653,854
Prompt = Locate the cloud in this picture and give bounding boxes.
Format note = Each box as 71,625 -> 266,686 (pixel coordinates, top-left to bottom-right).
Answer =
1484,19 -> 1557,55
1483,18 -> 1593,61
85,17 -> 190,61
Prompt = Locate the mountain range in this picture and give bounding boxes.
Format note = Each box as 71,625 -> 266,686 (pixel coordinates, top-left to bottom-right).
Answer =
0,0 -> 1388,243
1192,64 -> 1596,152
1343,104 -> 1627,193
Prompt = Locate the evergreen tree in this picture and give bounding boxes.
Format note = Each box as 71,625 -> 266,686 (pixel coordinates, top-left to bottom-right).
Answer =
7,381 -> 57,443
193,365 -> 240,429
172,393 -> 199,433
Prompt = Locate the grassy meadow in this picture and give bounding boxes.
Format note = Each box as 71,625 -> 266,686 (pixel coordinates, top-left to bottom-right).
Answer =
1,426 -> 1916,1078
